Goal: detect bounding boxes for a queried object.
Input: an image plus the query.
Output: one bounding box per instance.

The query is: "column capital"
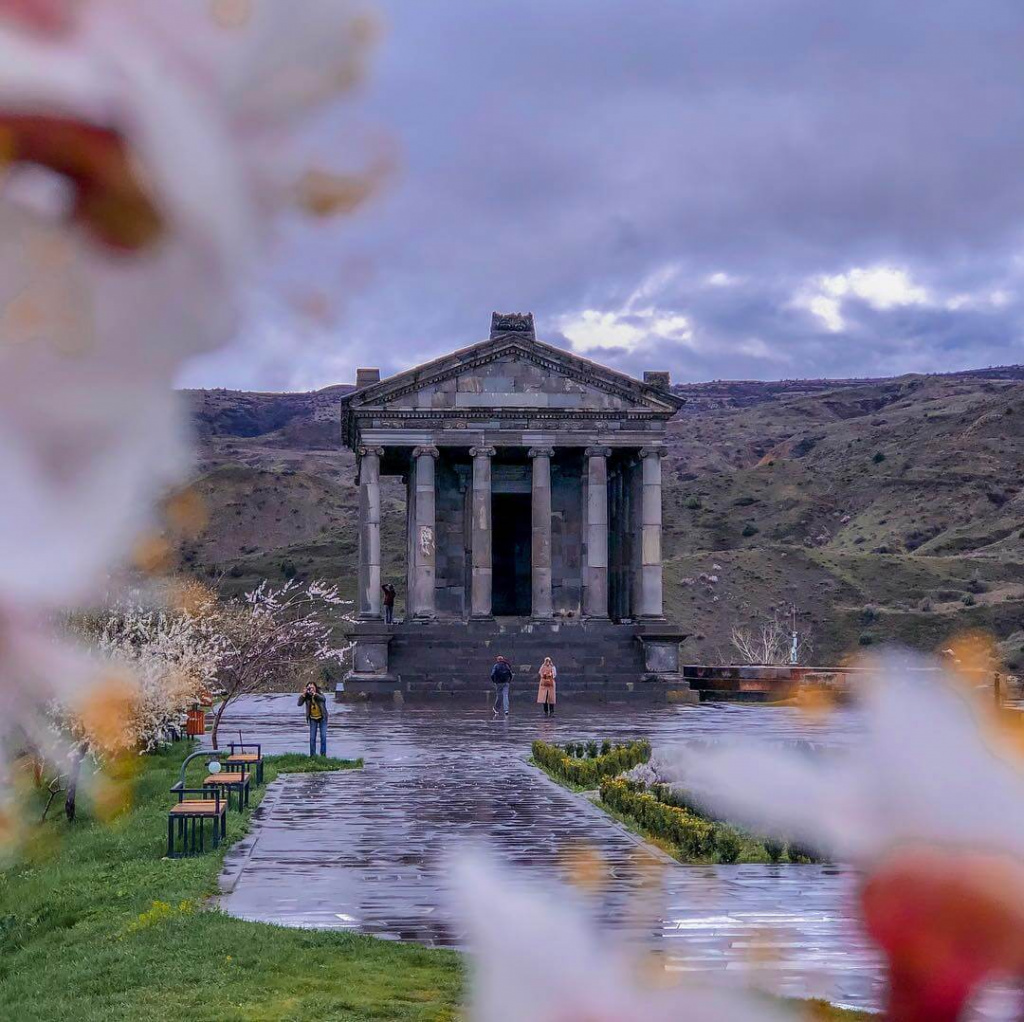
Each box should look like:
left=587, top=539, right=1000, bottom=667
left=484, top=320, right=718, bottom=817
left=639, top=446, right=667, bottom=459
left=358, top=445, right=385, bottom=458
left=585, top=445, right=612, bottom=458
left=470, top=445, right=496, bottom=458
left=528, top=446, right=554, bottom=459
left=412, top=445, right=439, bottom=459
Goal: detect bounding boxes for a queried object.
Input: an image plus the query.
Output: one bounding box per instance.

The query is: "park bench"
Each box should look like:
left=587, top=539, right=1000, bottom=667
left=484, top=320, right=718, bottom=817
left=167, top=779, right=226, bottom=858
left=224, top=741, right=264, bottom=786
left=166, top=750, right=247, bottom=857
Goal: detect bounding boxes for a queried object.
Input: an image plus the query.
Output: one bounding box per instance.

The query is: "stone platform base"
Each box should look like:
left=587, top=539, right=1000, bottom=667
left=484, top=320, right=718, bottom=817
left=339, top=618, right=697, bottom=704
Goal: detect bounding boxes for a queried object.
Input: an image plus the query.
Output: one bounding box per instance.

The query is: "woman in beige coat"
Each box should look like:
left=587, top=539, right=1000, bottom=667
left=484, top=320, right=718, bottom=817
left=537, top=657, right=557, bottom=716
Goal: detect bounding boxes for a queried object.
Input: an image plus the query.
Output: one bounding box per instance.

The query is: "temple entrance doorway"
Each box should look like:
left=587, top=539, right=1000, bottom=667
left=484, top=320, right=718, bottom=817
left=492, top=492, right=531, bottom=616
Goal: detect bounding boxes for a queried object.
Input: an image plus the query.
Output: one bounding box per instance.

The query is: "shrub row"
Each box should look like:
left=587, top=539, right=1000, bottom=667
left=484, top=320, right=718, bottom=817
left=600, top=778, right=718, bottom=859
left=532, top=738, right=650, bottom=788
left=600, top=778, right=822, bottom=864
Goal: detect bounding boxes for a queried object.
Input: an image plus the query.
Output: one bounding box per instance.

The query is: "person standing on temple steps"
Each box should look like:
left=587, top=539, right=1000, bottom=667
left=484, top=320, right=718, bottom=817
left=298, top=681, right=329, bottom=756
left=381, top=582, right=396, bottom=624
left=537, top=656, right=557, bottom=716
left=491, top=655, right=513, bottom=717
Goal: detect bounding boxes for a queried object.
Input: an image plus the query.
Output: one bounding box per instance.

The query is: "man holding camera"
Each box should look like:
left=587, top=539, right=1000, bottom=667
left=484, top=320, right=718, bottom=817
left=298, top=681, right=329, bottom=756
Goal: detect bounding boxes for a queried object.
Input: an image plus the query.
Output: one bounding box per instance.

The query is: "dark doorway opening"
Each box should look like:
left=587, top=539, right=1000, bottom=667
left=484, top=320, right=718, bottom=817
left=492, top=492, right=532, bottom=615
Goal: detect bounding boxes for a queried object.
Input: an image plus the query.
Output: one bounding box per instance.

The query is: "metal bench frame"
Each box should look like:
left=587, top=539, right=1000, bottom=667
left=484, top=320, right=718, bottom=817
left=167, top=784, right=226, bottom=858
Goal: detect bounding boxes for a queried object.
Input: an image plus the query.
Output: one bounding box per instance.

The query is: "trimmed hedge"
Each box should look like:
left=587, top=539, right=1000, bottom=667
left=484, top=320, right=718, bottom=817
left=600, top=778, right=715, bottom=858
left=600, top=778, right=823, bottom=864
left=532, top=738, right=650, bottom=788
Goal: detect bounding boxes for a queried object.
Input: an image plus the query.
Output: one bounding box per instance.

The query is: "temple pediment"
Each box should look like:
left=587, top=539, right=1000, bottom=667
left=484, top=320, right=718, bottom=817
left=343, top=331, right=682, bottom=418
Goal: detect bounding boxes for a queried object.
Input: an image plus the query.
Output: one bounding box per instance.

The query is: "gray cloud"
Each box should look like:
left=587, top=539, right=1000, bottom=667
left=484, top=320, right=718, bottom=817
left=180, top=0, right=1024, bottom=390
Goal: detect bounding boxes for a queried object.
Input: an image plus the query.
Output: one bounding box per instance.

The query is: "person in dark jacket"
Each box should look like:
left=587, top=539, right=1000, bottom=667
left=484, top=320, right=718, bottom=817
left=298, top=682, right=329, bottom=756
left=381, top=582, right=397, bottom=624
left=490, top=655, right=513, bottom=717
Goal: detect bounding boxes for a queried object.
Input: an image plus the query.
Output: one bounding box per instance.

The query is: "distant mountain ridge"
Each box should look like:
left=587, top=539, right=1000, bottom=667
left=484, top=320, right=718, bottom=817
left=181, top=364, right=1024, bottom=668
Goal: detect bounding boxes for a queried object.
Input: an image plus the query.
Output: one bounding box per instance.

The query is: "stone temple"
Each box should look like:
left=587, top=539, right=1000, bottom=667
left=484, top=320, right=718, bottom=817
left=339, top=312, right=696, bottom=702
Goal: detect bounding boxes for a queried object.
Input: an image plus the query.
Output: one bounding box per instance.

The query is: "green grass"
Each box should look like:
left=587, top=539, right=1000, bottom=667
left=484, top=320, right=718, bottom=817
left=0, top=742, right=461, bottom=1022
left=265, top=753, right=364, bottom=773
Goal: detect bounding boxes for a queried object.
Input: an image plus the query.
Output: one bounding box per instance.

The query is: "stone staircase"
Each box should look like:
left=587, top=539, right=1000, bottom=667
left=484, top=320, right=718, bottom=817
left=345, top=618, right=696, bottom=703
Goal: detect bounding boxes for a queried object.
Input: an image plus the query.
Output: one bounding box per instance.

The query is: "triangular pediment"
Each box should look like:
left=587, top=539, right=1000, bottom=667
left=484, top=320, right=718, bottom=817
left=342, top=334, right=682, bottom=416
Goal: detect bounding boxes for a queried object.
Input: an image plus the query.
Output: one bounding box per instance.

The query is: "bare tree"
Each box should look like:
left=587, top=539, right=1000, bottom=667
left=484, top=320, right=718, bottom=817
left=730, top=615, right=792, bottom=666
left=211, top=579, right=352, bottom=748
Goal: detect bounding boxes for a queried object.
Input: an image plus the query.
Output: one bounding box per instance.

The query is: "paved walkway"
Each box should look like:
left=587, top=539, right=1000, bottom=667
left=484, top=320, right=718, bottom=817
left=213, top=696, right=890, bottom=1009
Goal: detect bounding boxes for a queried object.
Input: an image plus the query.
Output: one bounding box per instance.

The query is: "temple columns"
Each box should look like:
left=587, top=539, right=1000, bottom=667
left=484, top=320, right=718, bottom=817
left=357, top=446, right=383, bottom=618
left=638, top=446, right=665, bottom=618
left=470, top=446, right=495, bottom=617
left=585, top=446, right=611, bottom=618
left=529, top=446, right=554, bottom=619
left=411, top=445, right=439, bottom=618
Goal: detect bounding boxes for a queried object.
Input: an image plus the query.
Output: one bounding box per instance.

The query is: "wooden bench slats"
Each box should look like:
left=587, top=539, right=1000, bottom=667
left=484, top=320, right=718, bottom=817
left=204, top=773, right=246, bottom=785
left=225, top=754, right=260, bottom=762
left=170, top=801, right=225, bottom=815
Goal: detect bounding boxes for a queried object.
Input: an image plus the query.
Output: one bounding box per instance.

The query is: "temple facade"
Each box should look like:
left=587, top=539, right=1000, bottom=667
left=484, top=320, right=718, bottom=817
left=338, top=312, right=696, bottom=702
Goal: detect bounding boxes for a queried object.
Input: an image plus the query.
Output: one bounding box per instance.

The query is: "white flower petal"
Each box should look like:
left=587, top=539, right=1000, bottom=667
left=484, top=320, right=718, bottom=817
left=454, top=853, right=793, bottom=1021
left=665, top=654, right=1024, bottom=862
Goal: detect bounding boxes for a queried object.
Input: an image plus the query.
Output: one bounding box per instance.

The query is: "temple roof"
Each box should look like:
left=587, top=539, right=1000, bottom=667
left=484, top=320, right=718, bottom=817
left=341, top=318, right=684, bottom=421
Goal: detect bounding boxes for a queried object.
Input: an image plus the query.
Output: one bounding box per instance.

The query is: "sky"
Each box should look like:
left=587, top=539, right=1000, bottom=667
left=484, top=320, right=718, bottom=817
left=181, top=0, right=1024, bottom=392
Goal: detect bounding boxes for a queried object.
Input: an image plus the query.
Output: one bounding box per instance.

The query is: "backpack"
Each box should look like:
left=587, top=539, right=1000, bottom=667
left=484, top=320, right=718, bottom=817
left=493, top=662, right=513, bottom=684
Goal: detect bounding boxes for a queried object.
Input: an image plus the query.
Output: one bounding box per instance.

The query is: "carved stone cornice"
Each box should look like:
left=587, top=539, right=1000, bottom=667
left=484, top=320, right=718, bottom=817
left=358, top=445, right=385, bottom=458
left=639, top=446, right=667, bottom=459
left=412, top=445, right=439, bottom=459
left=469, top=445, right=497, bottom=458
left=585, top=446, right=612, bottom=458
left=528, top=446, right=555, bottom=458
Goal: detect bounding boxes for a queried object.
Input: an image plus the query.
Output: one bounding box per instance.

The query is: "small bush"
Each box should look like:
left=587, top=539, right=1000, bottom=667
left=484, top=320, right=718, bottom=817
left=714, top=826, right=743, bottom=863
left=872, top=451, right=886, bottom=464
left=685, top=496, right=702, bottom=510
left=741, top=524, right=759, bottom=537
left=858, top=633, right=875, bottom=646
left=961, top=593, right=976, bottom=607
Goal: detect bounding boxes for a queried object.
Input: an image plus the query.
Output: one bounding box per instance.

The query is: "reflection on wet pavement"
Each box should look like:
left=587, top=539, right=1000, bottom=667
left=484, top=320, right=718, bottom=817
left=213, top=696, right=895, bottom=1008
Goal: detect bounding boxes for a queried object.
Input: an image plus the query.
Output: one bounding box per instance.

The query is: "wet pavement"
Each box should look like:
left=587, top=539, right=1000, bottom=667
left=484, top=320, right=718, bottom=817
left=213, top=695, right=897, bottom=1009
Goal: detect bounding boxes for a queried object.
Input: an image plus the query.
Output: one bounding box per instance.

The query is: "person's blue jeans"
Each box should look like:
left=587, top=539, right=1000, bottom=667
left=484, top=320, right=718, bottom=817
left=309, top=718, right=327, bottom=756
left=493, top=682, right=509, bottom=714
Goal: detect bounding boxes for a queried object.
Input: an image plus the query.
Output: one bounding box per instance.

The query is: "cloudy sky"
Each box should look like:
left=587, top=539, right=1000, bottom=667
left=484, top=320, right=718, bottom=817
left=181, top=0, right=1024, bottom=392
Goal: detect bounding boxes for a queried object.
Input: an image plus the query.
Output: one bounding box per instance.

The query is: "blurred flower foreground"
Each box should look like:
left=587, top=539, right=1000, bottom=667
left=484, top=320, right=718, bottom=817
left=0, top=0, right=374, bottom=814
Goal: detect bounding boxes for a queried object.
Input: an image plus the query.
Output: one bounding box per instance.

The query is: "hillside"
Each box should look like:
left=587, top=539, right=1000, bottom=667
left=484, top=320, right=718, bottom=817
left=180, top=366, right=1024, bottom=668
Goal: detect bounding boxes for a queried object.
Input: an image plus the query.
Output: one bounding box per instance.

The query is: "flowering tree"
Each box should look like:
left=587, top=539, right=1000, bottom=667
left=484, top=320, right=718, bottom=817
left=86, top=588, right=229, bottom=753
left=42, top=584, right=229, bottom=820
left=211, top=579, right=352, bottom=749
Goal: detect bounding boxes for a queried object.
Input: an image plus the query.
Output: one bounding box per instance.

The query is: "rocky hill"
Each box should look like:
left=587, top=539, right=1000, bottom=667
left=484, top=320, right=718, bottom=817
left=181, top=366, right=1024, bottom=668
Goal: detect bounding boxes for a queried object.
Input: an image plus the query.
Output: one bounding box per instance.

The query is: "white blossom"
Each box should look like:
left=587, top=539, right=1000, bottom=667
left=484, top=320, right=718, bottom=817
left=0, top=0, right=374, bottom=778
left=454, top=854, right=793, bottom=1022
left=662, top=652, right=1024, bottom=863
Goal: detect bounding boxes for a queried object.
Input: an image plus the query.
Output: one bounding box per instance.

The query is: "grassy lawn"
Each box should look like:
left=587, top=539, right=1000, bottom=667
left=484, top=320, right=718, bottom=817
left=0, top=743, right=461, bottom=1022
